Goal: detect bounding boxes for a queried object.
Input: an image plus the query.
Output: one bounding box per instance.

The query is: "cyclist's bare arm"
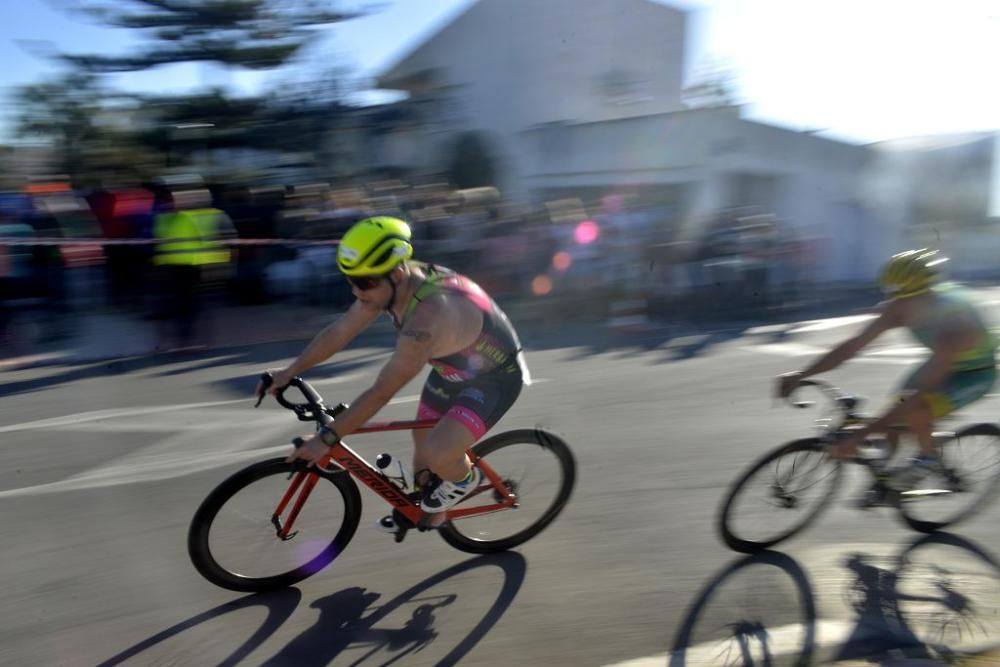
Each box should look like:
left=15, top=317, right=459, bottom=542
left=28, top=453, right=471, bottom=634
left=267, top=300, right=381, bottom=393
left=800, top=301, right=903, bottom=378
left=324, top=304, right=444, bottom=437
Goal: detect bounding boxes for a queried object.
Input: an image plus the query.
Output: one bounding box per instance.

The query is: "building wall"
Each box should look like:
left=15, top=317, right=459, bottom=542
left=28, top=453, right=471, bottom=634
left=381, top=0, right=686, bottom=128
left=863, top=133, right=1000, bottom=277
left=378, top=0, right=688, bottom=194
left=521, top=107, right=882, bottom=280
left=370, top=0, right=920, bottom=283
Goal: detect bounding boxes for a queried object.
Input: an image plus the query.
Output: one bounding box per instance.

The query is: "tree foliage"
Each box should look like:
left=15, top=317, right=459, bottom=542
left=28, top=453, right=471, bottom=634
left=61, top=0, right=359, bottom=72
left=15, top=71, right=111, bottom=182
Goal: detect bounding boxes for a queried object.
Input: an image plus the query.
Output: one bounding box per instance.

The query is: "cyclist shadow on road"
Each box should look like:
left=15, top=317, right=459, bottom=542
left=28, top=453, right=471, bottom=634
left=264, top=551, right=527, bottom=667
left=667, top=534, right=999, bottom=666
left=831, top=532, right=1000, bottom=665
left=95, top=588, right=303, bottom=667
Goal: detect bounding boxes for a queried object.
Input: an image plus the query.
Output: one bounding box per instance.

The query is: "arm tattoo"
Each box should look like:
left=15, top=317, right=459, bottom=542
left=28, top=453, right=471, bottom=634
left=401, top=329, right=432, bottom=343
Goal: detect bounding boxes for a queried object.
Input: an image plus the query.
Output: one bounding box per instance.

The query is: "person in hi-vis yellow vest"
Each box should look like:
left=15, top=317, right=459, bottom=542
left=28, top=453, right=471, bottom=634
left=153, top=188, right=234, bottom=351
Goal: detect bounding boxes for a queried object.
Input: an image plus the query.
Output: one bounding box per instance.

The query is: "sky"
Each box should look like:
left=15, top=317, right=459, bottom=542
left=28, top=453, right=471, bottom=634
left=1, top=0, right=998, bottom=145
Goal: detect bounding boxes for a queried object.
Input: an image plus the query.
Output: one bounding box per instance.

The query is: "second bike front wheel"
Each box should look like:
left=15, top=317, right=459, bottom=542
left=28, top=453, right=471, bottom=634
left=439, top=428, right=576, bottom=554
left=188, top=458, right=362, bottom=592
left=718, top=437, right=842, bottom=553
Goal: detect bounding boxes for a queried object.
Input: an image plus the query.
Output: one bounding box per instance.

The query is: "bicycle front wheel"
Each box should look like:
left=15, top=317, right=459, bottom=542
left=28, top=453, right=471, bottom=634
left=898, top=423, right=1000, bottom=533
left=188, top=458, right=362, bottom=592
left=439, top=429, right=576, bottom=554
left=718, top=438, right=842, bottom=553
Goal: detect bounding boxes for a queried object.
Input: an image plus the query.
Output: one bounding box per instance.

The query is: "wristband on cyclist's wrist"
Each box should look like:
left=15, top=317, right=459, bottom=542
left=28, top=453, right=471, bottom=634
left=319, top=425, right=341, bottom=447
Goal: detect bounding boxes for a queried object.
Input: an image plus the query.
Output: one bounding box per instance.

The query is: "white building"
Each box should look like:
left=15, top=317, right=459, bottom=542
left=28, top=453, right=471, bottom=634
left=863, top=132, right=1000, bottom=278
left=373, top=0, right=883, bottom=281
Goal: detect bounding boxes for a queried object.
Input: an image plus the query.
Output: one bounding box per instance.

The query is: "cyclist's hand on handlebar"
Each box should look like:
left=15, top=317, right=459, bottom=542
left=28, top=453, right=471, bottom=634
left=285, top=433, right=329, bottom=467
left=776, top=371, right=804, bottom=399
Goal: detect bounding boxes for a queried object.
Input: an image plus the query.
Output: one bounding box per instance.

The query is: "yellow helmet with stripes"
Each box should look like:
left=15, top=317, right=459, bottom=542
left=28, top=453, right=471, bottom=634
left=336, top=217, right=413, bottom=276
left=879, top=248, right=947, bottom=298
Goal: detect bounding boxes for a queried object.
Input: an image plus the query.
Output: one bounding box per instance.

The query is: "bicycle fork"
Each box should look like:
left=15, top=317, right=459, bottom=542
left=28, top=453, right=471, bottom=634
left=271, top=468, right=323, bottom=541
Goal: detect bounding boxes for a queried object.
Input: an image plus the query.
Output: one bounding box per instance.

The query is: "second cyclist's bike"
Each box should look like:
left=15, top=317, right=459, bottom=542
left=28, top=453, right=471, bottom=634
left=718, top=379, right=1000, bottom=553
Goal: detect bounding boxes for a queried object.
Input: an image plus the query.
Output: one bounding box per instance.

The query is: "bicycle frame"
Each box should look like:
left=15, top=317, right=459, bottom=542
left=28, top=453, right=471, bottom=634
left=271, top=417, right=517, bottom=540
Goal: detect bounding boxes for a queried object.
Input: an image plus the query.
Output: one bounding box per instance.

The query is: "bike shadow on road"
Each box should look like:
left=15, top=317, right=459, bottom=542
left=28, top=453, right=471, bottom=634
left=668, top=550, right=818, bottom=667
left=92, top=552, right=526, bottom=667
left=262, top=551, right=527, bottom=667
left=667, top=534, right=999, bottom=667
left=831, top=532, right=1000, bottom=665
left=94, top=587, right=303, bottom=667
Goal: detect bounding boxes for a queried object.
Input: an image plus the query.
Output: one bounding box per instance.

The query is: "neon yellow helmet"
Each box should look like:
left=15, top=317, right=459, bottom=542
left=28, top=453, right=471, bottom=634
left=337, top=216, right=413, bottom=276
left=879, top=248, right=947, bottom=298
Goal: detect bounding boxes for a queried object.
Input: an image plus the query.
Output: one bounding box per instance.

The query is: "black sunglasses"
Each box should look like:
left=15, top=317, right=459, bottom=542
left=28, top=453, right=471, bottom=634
left=347, top=275, right=386, bottom=291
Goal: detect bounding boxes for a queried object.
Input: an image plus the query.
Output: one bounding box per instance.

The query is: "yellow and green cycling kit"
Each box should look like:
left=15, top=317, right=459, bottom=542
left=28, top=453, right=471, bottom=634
left=901, top=283, right=997, bottom=417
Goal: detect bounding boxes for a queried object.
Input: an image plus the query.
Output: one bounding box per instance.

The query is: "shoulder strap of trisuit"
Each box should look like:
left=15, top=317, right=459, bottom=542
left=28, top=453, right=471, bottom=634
left=401, top=263, right=444, bottom=324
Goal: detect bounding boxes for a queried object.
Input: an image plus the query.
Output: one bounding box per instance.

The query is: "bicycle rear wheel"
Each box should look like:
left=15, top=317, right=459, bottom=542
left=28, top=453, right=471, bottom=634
left=439, top=429, right=576, bottom=554
left=188, top=458, right=362, bottom=592
left=898, top=423, right=1000, bottom=533
left=718, top=438, right=842, bottom=553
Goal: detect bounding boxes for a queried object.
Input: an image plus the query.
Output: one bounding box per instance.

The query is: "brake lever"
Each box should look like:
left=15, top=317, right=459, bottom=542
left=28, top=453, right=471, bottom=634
left=254, top=372, right=273, bottom=408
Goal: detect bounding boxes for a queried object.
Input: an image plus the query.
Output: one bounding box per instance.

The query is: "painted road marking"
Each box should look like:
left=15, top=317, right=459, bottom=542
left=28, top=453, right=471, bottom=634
left=788, top=314, right=876, bottom=334
left=604, top=620, right=853, bottom=667
left=0, top=394, right=420, bottom=497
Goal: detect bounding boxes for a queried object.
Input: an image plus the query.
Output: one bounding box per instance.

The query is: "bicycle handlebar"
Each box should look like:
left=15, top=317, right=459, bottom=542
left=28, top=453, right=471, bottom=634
left=255, top=372, right=342, bottom=428
left=784, top=377, right=861, bottom=414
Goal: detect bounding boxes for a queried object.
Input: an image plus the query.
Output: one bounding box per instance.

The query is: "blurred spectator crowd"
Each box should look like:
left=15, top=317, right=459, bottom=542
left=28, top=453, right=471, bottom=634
left=0, top=176, right=816, bottom=356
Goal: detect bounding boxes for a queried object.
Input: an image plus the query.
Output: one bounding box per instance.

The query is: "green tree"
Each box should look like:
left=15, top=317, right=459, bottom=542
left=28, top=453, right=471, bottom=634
left=14, top=71, right=168, bottom=186
left=61, top=0, right=359, bottom=72
left=15, top=71, right=106, bottom=183
left=446, top=131, right=498, bottom=189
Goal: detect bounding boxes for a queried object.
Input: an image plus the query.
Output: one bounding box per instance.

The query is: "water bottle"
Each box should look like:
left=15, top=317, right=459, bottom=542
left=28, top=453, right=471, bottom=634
left=375, top=453, right=411, bottom=491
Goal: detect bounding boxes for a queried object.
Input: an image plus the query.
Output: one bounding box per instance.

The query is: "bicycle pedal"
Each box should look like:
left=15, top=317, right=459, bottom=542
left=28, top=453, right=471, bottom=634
left=388, top=509, right=417, bottom=542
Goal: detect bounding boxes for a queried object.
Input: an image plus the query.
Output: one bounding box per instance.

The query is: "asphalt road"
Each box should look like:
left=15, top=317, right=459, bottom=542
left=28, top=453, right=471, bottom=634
left=2, top=294, right=999, bottom=666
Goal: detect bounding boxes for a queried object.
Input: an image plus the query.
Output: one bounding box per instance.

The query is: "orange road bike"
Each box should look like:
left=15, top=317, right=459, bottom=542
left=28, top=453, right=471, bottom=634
left=188, top=373, right=576, bottom=592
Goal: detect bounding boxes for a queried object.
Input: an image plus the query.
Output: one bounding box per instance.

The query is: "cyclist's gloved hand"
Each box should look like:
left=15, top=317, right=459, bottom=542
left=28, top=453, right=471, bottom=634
left=776, top=371, right=804, bottom=399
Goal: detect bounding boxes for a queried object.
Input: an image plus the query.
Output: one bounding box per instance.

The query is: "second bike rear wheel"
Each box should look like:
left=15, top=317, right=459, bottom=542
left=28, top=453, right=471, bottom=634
left=718, top=438, right=842, bottom=553
left=188, top=458, right=362, bottom=592
left=897, top=422, right=1000, bottom=533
